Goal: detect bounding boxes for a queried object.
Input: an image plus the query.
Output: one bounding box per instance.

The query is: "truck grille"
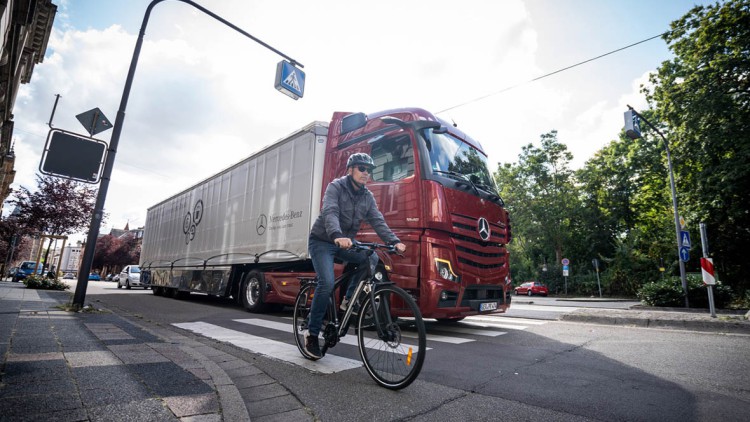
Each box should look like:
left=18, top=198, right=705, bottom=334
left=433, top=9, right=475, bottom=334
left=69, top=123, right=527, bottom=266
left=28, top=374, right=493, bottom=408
left=450, top=213, right=507, bottom=271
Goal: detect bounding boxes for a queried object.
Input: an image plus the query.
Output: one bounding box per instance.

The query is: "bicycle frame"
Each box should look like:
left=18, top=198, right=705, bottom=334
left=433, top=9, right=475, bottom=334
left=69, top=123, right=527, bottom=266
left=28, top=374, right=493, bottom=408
left=320, top=247, right=395, bottom=353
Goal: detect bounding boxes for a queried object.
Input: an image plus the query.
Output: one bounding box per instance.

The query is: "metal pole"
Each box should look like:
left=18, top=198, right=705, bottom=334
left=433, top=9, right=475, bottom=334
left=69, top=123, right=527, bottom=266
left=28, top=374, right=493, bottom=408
left=47, top=94, right=61, bottom=128
left=627, top=106, right=689, bottom=307
left=72, top=0, right=304, bottom=307
left=700, top=223, right=716, bottom=317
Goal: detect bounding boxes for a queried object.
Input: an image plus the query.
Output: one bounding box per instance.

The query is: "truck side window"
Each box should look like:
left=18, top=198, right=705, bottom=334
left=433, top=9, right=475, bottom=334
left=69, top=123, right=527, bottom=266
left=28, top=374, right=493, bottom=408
left=370, top=135, right=414, bottom=182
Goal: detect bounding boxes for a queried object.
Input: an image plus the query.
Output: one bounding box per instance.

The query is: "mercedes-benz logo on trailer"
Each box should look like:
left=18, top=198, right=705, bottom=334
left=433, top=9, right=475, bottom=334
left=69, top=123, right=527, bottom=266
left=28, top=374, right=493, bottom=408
left=477, top=217, right=491, bottom=241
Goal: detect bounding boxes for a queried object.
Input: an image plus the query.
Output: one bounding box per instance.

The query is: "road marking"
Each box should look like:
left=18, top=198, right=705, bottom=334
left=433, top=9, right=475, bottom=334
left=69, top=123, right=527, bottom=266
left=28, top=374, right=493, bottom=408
left=235, top=318, right=432, bottom=349
left=429, top=324, right=507, bottom=337
left=507, top=304, right=580, bottom=313
left=172, top=321, right=361, bottom=374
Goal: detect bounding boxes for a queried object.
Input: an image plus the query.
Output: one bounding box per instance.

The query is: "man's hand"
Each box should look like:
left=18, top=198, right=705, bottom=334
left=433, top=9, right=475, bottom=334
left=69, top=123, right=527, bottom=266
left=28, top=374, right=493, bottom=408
left=394, top=242, right=406, bottom=254
left=334, top=237, right=353, bottom=249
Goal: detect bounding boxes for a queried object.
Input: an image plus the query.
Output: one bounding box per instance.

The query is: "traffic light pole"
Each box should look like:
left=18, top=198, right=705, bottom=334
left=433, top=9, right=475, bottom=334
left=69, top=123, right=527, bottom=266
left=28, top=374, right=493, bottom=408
left=72, top=0, right=304, bottom=307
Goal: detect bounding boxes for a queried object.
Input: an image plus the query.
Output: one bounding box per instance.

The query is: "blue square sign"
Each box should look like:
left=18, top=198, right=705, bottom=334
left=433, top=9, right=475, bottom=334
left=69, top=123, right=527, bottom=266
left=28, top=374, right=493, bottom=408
left=274, top=60, right=305, bottom=100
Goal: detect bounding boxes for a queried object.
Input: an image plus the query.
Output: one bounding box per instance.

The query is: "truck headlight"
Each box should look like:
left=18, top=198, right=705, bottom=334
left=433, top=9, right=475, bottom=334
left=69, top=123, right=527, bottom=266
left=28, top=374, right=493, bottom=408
left=435, top=258, right=460, bottom=283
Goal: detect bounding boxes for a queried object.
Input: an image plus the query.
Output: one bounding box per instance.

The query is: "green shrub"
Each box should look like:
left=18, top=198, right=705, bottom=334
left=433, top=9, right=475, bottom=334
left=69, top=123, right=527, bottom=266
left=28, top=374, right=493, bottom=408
left=637, top=274, right=734, bottom=308
left=23, top=275, right=70, bottom=291
left=637, top=279, right=684, bottom=307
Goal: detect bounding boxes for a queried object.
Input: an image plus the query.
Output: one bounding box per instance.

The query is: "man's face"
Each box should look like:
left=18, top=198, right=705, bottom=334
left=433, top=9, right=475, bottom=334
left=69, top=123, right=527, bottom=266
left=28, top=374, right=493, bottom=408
left=349, top=165, right=372, bottom=186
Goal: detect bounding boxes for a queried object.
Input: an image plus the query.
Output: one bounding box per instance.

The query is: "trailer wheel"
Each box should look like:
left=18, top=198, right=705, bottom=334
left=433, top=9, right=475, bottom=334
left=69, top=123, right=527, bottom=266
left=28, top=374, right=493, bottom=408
left=241, top=271, right=273, bottom=313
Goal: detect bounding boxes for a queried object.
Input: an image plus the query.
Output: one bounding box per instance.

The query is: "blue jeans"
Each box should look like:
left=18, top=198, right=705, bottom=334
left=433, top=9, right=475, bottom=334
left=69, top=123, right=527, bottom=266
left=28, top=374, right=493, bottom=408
left=307, top=237, right=378, bottom=336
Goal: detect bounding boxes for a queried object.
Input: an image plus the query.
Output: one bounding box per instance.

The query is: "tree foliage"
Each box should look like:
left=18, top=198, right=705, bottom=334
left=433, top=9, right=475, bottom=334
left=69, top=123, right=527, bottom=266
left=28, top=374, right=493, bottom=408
left=495, top=131, right=580, bottom=290
left=644, top=0, right=750, bottom=291
left=9, top=175, right=98, bottom=236
left=92, top=234, right=140, bottom=271
left=493, top=0, right=750, bottom=301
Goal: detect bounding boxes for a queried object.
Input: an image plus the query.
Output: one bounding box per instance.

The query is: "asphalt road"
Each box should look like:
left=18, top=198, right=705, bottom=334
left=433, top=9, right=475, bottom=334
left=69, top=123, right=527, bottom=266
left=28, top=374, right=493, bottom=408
left=73, top=281, right=750, bottom=421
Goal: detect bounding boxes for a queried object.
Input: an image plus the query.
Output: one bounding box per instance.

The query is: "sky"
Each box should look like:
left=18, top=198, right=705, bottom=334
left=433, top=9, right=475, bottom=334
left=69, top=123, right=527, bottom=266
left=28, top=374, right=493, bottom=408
left=9, top=0, right=719, bottom=241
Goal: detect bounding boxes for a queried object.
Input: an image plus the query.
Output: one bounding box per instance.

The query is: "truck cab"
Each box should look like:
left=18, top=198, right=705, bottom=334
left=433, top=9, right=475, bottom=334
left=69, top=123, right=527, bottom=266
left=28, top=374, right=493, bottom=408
left=323, top=108, right=512, bottom=319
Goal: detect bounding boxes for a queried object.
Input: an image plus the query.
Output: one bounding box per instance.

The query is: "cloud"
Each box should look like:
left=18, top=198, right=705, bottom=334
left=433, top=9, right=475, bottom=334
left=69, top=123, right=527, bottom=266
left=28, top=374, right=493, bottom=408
left=9, top=0, right=666, bottom=240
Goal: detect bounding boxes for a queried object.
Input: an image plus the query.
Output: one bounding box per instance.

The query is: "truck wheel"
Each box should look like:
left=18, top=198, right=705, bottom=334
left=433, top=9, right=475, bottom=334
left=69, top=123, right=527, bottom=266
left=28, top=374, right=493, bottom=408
left=240, top=271, right=273, bottom=313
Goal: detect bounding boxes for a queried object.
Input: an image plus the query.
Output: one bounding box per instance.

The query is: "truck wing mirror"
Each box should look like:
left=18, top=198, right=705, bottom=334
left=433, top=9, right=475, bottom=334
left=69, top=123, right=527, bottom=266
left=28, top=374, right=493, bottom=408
left=341, top=112, right=367, bottom=134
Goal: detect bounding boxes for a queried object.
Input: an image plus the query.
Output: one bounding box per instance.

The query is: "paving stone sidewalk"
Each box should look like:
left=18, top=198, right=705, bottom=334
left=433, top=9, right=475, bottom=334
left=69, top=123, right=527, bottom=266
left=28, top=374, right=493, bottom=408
left=0, top=281, right=311, bottom=422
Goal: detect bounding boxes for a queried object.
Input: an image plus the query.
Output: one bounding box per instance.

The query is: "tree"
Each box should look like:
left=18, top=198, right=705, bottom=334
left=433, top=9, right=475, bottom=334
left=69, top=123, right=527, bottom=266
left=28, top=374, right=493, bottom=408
left=93, top=234, right=140, bottom=272
left=643, top=0, right=750, bottom=292
left=8, top=175, right=98, bottom=270
left=495, top=131, right=580, bottom=290
left=0, top=216, right=33, bottom=274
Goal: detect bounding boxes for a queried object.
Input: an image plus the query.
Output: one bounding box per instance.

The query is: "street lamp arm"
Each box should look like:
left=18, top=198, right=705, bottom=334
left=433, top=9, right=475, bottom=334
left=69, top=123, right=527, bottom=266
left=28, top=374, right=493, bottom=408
left=625, top=104, right=689, bottom=308
left=626, top=104, right=668, bottom=151
left=142, top=0, right=304, bottom=68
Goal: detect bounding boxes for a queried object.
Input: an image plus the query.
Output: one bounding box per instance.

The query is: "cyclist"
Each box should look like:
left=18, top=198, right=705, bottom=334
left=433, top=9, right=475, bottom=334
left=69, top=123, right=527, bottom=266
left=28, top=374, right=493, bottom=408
left=306, top=152, right=406, bottom=359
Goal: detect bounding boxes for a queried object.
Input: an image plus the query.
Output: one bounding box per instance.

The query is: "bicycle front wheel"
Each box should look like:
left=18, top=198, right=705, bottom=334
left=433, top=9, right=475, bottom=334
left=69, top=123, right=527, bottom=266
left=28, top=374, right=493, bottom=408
left=357, top=285, right=426, bottom=389
left=293, top=283, right=316, bottom=360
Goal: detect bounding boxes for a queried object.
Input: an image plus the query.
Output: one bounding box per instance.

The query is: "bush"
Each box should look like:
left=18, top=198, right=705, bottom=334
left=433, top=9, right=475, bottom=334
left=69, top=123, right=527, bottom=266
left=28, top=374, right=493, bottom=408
left=637, top=274, right=734, bottom=308
left=637, top=279, right=684, bottom=307
left=23, top=275, right=70, bottom=291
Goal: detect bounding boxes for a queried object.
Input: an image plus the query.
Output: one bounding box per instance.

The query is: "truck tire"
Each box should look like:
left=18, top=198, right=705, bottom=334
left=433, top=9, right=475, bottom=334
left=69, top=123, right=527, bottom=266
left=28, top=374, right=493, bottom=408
left=240, top=271, right=273, bottom=313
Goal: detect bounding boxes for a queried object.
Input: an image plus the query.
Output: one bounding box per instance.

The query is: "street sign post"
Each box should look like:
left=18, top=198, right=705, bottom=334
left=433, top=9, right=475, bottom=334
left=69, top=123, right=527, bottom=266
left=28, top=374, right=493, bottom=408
left=699, top=223, right=717, bottom=317
left=592, top=258, right=602, bottom=298
left=561, top=259, right=570, bottom=295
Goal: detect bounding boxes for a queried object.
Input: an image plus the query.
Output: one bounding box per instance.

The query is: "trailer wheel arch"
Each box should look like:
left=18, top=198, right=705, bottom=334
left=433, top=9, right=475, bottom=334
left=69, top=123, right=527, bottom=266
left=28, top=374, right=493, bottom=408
left=240, top=270, right=274, bottom=313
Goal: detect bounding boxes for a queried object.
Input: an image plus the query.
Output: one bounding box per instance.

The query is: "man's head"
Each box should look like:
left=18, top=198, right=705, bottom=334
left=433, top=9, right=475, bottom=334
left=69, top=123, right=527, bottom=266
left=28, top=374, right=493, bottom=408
left=346, top=153, right=375, bottom=189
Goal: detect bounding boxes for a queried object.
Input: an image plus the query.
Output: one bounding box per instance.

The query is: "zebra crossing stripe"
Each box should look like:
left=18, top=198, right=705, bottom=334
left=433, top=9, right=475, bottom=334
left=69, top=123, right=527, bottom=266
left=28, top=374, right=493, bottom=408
left=431, top=324, right=507, bottom=337
left=235, top=318, right=432, bottom=349
left=172, top=321, right=362, bottom=374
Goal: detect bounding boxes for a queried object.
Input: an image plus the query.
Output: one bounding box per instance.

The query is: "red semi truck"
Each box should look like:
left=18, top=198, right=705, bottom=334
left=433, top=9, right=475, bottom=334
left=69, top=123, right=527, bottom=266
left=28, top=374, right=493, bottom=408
left=140, top=107, right=512, bottom=320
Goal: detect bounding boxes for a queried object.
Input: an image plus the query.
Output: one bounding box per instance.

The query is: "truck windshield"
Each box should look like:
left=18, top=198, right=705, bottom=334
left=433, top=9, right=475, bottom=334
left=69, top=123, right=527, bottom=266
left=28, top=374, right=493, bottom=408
left=421, top=129, right=498, bottom=194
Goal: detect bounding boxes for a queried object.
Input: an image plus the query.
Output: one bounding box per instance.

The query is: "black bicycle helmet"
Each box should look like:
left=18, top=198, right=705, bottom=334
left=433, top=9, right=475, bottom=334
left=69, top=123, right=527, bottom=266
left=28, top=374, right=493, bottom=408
left=347, top=152, right=375, bottom=169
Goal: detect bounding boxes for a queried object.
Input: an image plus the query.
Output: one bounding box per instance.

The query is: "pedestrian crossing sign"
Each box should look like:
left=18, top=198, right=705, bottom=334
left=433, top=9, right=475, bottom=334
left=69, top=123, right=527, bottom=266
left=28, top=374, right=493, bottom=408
left=274, top=60, right=305, bottom=100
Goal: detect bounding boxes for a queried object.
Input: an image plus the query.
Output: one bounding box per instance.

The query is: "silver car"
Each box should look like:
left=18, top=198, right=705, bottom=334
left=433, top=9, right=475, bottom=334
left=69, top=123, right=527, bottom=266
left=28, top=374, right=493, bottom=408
left=117, top=265, right=144, bottom=289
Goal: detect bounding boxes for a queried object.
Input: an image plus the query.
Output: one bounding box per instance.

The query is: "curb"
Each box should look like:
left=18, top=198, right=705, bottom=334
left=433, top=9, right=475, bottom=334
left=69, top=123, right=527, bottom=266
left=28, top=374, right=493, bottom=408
left=560, top=311, right=750, bottom=334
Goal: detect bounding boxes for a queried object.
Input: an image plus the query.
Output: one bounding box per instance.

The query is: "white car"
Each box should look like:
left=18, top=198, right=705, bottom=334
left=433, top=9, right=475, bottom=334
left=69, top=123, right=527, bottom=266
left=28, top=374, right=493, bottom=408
left=117, top=265, right=145, bottom=289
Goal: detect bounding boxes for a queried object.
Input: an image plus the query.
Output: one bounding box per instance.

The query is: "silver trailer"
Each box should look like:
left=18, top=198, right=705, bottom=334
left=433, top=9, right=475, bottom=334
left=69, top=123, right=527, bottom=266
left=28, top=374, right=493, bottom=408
left=141, top=122, right=328, bottom=310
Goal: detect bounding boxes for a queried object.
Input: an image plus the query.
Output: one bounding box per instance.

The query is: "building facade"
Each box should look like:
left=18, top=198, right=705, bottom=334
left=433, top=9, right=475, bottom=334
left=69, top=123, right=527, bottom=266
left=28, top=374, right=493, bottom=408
left=0, top=0, right=57, bottom=211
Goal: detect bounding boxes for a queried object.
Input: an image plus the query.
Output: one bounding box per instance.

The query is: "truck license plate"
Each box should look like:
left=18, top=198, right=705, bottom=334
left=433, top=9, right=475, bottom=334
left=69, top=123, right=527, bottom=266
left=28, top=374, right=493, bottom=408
left=479, top=302, right=498, bottom=312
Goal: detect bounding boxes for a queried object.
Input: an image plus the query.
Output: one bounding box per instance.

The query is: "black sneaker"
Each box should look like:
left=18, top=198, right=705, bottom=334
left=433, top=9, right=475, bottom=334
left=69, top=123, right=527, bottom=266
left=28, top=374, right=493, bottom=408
left=305, top=335, right=322, bottom=359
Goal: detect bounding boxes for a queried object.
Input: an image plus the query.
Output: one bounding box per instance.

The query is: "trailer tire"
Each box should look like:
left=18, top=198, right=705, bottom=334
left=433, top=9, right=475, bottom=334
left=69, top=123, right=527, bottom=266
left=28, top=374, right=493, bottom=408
left=240, top=271, right=273, bottom=313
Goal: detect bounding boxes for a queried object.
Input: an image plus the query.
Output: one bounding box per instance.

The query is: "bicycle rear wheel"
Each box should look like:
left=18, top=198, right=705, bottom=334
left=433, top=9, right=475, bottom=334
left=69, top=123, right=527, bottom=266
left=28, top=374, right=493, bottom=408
left=293, top=283, right=316, bottom=360
left=357, top=285, right=426, bottom=389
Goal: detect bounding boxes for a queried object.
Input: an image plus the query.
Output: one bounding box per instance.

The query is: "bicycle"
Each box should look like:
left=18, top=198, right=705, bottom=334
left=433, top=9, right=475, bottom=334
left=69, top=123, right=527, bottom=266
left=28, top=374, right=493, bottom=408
left=292, top=241, right=427, bottom=389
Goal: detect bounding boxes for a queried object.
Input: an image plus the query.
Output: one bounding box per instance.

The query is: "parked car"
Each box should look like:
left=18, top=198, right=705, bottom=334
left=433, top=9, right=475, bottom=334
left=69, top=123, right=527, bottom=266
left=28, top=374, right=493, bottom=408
left=88, top=273, right=101, bottom=281
left=514, top=281, right=549, bottom=297
left=117, top=265, right=144, bottom=289
left=63, top=273, right=75, bottom=279
left=12, top=261, right=43, bottom=282
left=105, top=273, right=113, bottom=281
left=7, top=266, right=17, bottom=277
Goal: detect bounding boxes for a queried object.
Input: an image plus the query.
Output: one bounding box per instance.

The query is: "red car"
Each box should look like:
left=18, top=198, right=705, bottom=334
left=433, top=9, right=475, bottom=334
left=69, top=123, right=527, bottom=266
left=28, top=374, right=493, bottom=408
left=514, top=281, right=549, bottom=297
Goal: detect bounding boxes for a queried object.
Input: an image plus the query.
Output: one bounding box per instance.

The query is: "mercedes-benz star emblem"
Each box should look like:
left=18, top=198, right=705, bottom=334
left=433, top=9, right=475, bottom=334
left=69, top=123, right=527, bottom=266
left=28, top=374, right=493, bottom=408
left=477, top=217, right=491, bottom=241
left=256, top=214, right=267, bottom=235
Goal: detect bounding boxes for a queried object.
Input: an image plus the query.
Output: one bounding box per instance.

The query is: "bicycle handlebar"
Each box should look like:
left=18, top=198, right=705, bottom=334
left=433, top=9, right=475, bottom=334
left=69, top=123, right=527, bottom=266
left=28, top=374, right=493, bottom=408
left=351, top=240, right=402, bottom=256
